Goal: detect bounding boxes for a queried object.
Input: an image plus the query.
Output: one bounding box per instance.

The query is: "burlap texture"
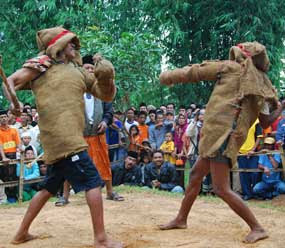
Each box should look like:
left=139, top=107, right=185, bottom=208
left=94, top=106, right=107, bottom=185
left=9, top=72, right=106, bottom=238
left=36, top=27, right=81, bottom=64
left=90, top=59, right=116, bottom=102
left=160, top=43, right=277, bottom=166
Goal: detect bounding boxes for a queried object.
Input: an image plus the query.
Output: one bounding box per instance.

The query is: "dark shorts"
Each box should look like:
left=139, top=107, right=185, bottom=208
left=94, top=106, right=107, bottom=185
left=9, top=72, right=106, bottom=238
left=41, top=150, right=103, bottom=195
left=208, top=151, right=232, bottom=167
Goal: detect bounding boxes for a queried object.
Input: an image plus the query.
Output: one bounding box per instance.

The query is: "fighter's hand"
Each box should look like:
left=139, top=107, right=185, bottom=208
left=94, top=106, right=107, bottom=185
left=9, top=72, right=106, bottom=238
left=9, top=101, right=22, bottom=117
left=159, top=71, right=174, bottom=86
left=97, top=121, right=107, bottom=133
left=93, top=53, right=103, bottom=64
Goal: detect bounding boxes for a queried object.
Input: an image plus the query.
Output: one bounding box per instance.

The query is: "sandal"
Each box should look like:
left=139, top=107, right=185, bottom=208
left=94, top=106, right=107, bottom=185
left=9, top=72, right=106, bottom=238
left=106, top=192, right=124, bottom=201
left=55, top=197, right=69, bottom=206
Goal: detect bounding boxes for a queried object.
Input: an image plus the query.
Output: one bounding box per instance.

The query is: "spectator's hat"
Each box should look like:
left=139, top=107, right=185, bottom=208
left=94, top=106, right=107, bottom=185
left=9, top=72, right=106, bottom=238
left=21, top=131, right=32, bottom=139
left=264, top=137, right=275, bottom=145
left=36, top=27, right=81, bottom=63
left=82, top=55, right=94, bottom=65
left=127, top=151, right=138, bottom=160
left=142, top=139, right=151, bottom=146
left=0, top=109, right=7, bottom=116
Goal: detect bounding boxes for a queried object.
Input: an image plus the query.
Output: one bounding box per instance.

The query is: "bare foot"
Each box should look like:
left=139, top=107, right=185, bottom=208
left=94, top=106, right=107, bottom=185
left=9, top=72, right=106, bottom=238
left=159, top=218, right=187, bottom=230
left=243, top=228, right=268, bottom=244
left=95, top=238, right=123, bottom=248
left=11, top=233, right=38, bottom=245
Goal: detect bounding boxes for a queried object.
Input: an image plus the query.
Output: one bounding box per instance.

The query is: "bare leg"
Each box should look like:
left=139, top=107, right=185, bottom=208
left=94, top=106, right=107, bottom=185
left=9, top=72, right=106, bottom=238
left=85, top=187, right=122, bottom=248
left=12, top=189, right=52, bottom=244
left=63, top=181, right=70, bottom=201
left=210, top=161, right=268, bottom=243
left=159, top=158, right=210, bottom=230
left=105, top=180, right=113, bottom=198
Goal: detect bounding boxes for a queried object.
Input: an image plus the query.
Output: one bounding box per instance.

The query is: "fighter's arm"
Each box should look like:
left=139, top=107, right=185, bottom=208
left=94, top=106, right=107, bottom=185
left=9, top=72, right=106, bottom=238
left=258, top=100, right=285, bottom=129
left=160, top=61, right=223, bottom=86
left=4, top=68, right=39, bottom=108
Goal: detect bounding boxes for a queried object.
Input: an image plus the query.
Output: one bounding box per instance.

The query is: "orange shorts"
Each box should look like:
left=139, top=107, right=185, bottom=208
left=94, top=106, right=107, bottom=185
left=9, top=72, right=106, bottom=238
left=85, top=134, right=112, bottom=181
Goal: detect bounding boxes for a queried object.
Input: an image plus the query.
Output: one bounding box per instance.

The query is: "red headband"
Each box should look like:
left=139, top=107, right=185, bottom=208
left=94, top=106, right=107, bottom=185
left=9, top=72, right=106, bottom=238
left=47, top=30, right=72, bottom=47
left=237, top=44, right=251, bottom=57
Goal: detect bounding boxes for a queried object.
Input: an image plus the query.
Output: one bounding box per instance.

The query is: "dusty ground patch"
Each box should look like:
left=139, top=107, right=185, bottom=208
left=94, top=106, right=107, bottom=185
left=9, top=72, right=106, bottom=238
left=0, top=188, right=285, bottom=248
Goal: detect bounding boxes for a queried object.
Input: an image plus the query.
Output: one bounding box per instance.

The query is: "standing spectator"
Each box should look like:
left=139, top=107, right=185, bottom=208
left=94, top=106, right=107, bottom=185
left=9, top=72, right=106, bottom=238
left=253, top=137, right=285, bottom=199
left=275, top=111, right=285, bottom=146
left=21, top=132, right=38, bottom=156
left=174, top=114, right=188, bottom=188
left=137, top=111, right=149, bottom=145
left=160, top=105, right=167, bottom=115
left=128, top=124, right=140, bottom=152
left=17, top=109, right=33, bottom=137
left=166, top=103, right=175, bottom=114
left=111, top=151, right=142, bottom=186
left=238, top=119, right=262, bottom=200
left=149, top=111, right=173, bottom=150
left=146, top=109, right=156, bottom=127
left=144, top=150, right=183, bottom=193
left=138, top=151, right=151, bottom=185
left=16, top=147, right=40, bottom=201
left=178, top=105, right=187, bottom=117
left=124, top=108, right=138, bottom=133
left=139, top=102, right=148, bottom=113
left=0, top=109, right=21, bottom=203
left=31, top=106, right=39, bottom=123
left=160, top=132, right=176, bottom=165
left=106, top=114, right=123, bottom=162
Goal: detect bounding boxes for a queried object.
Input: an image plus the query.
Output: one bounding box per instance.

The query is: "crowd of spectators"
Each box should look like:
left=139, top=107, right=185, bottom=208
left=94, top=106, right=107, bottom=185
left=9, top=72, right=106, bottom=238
left=1, top=99, right=285, bottom=204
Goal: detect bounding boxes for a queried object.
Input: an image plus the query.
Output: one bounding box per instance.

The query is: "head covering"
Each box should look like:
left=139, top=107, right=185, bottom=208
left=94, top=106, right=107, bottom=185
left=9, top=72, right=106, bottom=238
left=127, top=151, right=138, bottom=160
left=0, top=109, right=7, bottom=116
left=82, top=55, right=94, bottom=65
left=264, top=137, right=275, bottom=145
left=229, top=41, right=270, bottom=72
left=36, top=27, right=81, bottom=64
left=21, top=131, right=31, bottom=138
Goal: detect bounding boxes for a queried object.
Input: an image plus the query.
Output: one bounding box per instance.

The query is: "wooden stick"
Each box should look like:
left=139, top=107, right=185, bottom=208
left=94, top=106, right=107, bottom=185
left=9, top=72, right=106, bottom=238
left=26, top=152, right=44, bottom=168
left=0, top=55, right=20, bottom=113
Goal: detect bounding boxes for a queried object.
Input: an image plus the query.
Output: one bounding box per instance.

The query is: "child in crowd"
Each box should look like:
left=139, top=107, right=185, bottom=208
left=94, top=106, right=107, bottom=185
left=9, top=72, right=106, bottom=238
left=138, top=151, right=152, bottom=185
left=128, top=124, right=140, bottom=152
left=160, top=132, right=176, bottom=165
left=21, top=132, right=37, bottom=156
left=16, top=146, right=40, bottom=201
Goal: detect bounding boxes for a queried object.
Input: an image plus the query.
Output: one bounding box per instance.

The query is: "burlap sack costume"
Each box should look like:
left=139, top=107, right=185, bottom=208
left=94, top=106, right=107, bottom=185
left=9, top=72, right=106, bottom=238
left=160, top=42, right=278, bottom=166
left=15, top=27, right=116, bottom=164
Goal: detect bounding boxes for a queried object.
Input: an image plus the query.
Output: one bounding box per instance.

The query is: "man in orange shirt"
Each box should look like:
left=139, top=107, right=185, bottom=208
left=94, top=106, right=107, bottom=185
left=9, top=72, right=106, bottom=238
left=0, top=109, right=21, bottom=203
left=137, top=111, right=149, bottom=145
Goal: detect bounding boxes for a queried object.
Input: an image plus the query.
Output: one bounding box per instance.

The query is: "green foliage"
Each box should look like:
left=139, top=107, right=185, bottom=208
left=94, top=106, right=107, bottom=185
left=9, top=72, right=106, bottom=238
left=0, top=0, right=284, bottom=109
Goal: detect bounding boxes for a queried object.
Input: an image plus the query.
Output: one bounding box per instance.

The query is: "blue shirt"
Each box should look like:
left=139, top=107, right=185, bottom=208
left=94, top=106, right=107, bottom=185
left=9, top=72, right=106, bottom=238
left=16, top=162, right=40, bottom=190
left=149, top=122, right=173, bottom=150
left=106, top=120, right=122, bottom=145
left=258, top=154, right=281, bottom=183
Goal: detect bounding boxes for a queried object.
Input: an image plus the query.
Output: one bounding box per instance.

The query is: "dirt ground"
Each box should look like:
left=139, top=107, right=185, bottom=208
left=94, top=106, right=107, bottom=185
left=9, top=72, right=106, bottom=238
left=0, top=190, right=285, bottom=248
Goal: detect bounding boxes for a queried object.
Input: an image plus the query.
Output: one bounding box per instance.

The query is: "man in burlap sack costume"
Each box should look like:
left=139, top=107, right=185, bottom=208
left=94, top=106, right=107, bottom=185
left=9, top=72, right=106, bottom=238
left=159, top=42, right=285, bottom=243
left=4, top=27, right=122, bottom=248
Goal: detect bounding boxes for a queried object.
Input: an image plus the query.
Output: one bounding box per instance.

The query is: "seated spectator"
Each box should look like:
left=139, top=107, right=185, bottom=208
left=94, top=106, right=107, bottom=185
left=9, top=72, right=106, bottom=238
left=39, top=162, right=47, bottom=176
left=111, top=151, right=142, bottom=187
left=144, top=150, right=184, bottom=193
left=253, top=137, right=285, bottom=200
left=21, top=132, right=38, bottom=156
left=160, top=132, right=176, bottom=165
left=16, top=146, right=40, bottom=201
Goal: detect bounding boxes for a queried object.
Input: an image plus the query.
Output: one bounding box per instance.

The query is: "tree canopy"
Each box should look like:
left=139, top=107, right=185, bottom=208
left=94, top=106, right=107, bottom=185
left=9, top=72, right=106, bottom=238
left=1, top=0, right=284, bottom=109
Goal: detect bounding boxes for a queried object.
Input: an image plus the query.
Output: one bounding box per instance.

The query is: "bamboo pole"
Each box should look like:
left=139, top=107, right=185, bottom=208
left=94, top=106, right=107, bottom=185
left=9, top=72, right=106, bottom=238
left=18, top=152, right=24, bottom=203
